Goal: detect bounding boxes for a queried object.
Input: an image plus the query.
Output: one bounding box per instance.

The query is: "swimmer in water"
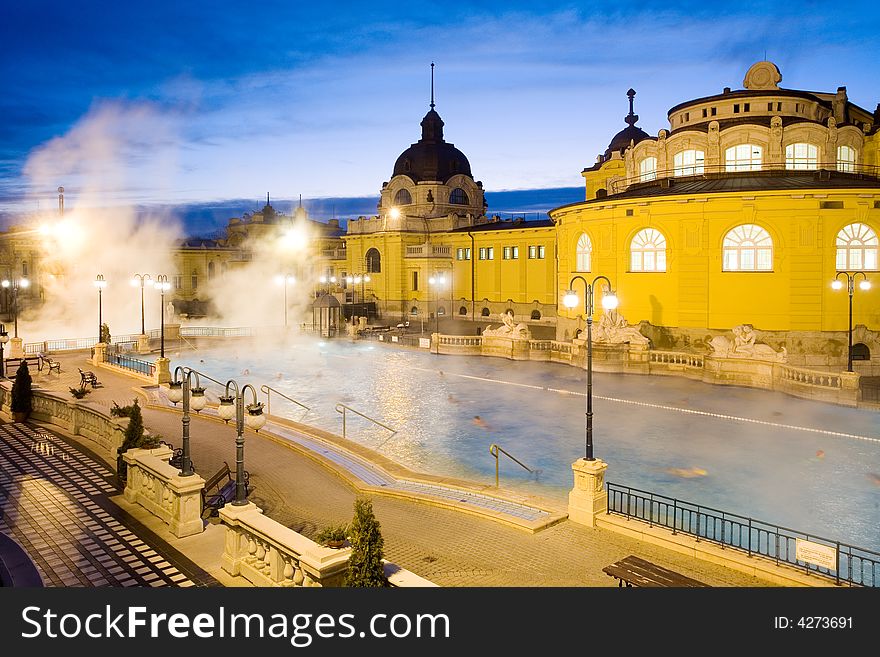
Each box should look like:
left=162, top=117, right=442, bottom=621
left=472, top=415, right=491, bottom=430
left=815, top=449, right=825, bottom=459
left=242, top=368, right=250, bottom=376
left=867, top=473, right=880, bottom=486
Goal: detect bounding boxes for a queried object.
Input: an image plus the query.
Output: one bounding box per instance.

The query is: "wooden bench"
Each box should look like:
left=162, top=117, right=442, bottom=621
left=39, top=354, right=61, bottom=374
left=602, top=555, right=709, bottom=587
left=79, top=368, right=101, bottom=388
left=201, top=461, right=252, bottom=517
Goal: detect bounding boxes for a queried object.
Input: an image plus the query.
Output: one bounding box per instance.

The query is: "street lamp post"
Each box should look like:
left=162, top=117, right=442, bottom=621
left=428, top=272, right=447, bottom=354
left=275, top=274, right=295, bottom=329
left=1, top=277, right=30, bottom=338
left=216, top=379, right=266, bottom=504
left=165, top=366, right=206, bottom=477
left=0, top=324, right=8, bottom=378
left=94, top=275, right=107, bottom=343
left=154, top=275, right=171, bottom=358
left=345, top=273, right=371, bottom=305
left=832, top=271, right=871, bottom=372
left=131, top=274, right=152, bottom=335
left=563, top=275, right=618, bottom=461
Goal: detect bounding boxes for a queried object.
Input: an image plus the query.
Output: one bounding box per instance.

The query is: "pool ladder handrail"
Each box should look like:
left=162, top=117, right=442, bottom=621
left=489, top=443, right=534, bottom=487
left=334, top=403, right=397, bottom=442
left=260, top=384, right=310, bottom=417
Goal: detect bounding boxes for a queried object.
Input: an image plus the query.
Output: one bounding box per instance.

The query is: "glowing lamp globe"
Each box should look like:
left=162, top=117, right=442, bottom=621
left=831, top=280, right=844, bottom=290
left=562, top=291, right=578, bottom=309
left=217, top=395, right=236, bottom=423
left=166, top=381, right=183, bottom=404
left=245, top=403, right=267, bottom=431
left=859, top=280, right=871, bottom=290
left=601, top=293, right=619, bottom=310
left=190, top=387, right=207, bottom=412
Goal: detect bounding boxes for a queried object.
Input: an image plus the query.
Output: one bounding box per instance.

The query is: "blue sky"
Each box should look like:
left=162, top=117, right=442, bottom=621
left=1, top=1, right=878, bottom=234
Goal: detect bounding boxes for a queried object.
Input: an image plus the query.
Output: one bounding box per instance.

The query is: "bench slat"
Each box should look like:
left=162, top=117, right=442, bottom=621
left=602, top=555, right=709, bottom=588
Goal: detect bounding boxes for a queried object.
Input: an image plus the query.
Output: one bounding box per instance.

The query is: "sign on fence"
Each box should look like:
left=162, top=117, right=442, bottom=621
left=795, top=538, right=837, bottom=570
left=419, top=338, right=431, bottom=349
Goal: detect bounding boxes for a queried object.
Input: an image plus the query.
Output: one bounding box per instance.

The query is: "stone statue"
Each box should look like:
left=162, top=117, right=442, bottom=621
left=482, top=311, right=531, bottom=340
left=709, top=324, right=787, bottom=362
left=592, top=309, right=650, bottom=346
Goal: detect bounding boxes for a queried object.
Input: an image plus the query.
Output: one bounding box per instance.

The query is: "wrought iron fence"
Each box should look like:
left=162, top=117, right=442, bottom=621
left=103, top=352, right=156, bottom=377
left=607, top=482, right=879, bottom=587
left=179, top=326, right=254, bottom=337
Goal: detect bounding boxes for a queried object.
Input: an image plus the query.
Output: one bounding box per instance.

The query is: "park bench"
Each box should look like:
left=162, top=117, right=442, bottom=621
left=602, top=555, right=709, bottom=588
left=79, top=368, right=101, bottom=388
left=201, top=461, right=252, bottom=517
left=38, top=354, right=61, bottom=374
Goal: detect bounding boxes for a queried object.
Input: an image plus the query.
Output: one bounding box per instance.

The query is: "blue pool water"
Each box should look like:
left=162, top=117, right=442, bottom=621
left=172, top=336, right=880, bottom=551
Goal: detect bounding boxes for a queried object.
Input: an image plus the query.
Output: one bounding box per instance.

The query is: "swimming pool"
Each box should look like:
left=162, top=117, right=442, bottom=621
left=174, top=336, right=880, bottom=551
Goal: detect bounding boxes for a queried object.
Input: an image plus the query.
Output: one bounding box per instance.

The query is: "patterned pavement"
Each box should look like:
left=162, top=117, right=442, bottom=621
left=0, top=421, right=217, bottom=587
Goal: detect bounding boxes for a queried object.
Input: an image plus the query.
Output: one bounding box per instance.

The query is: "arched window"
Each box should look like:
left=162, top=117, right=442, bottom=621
left=394, top=188, right=412, bottom=205
left=725, top=144, right=762, bottom=172
left=639, top=157, right=657, bottom=182
left=785, top=143, right=818, bottom=170
left=673, top=149, right=705, bottom=176
left=723, top=224, right=773, bottom=271
left=836, top=223, right=878, bottom=270
left=530, top=310, right=542, bottom=320
left=207, top=261, right=216, bottom=279
left=410, top=306, right=419, bottom=316
left=575, top=233, right=592, bottom=272
left=449, top=188, right=469, bottom=205
left=630, top=228, right=667, bottom=272
left=459, top=306, right=468, bottom=315
left=852, top=343, right=870, bottom=361
left=596, top=188, right=607, bottom=198
left=365, top=248, right=381, bottom=273
left=837, top=145, right=857, bottom=173
left=481, top=307, right=490, bottom=317
left=437, top=306, right=446, bottom=316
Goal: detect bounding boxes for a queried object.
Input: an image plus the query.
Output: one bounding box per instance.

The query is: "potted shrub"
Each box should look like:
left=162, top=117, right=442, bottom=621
left=69, top=385, right=91, bottom=399
left=316, top=523, right=349, bottom=549
left=10, top=361, right=33, bottom=422
left=344, top=498, right=389, bottom=587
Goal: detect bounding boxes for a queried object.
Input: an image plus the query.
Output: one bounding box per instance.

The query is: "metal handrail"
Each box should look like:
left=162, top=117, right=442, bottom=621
left=260, top=384, right=310, bottom=416
left=334, top=403, right=397, bottom=442
left=489, top=443, right=534, bottom=487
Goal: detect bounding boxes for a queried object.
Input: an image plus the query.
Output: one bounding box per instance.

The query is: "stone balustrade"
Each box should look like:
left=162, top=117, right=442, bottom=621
left=123, top=448, right=206, bottom=538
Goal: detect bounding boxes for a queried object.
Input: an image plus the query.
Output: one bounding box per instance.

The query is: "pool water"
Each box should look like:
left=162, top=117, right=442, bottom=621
left=174, top=336, right=880, bottom=551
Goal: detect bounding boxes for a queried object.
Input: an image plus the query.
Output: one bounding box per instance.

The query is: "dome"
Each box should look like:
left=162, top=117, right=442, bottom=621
left=392, top=107, right=473, bottom=183
left=603, top=88, right=650, bottom=159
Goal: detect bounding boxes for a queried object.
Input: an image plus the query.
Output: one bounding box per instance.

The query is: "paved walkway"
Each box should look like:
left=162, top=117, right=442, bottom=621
left=1, top=351, right=777, bottom=587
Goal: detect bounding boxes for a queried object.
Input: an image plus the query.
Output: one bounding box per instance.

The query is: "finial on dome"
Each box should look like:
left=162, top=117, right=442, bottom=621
left=430, top=62, right=435, bottom=110
left=625, top=89, right=639, bottom=127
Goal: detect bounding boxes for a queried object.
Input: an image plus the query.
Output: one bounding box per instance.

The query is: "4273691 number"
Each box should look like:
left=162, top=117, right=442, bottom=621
left=774, top=617, right=853, bottom=629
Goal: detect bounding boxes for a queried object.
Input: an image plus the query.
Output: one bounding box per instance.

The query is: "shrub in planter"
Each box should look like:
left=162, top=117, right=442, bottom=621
left=10, top=362, right=33, bottom=420
left=316, top=523, right=349, bottom=548
left=344, top=498, right=388, bottom=587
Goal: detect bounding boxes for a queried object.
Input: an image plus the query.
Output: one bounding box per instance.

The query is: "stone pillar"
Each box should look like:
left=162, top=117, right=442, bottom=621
left=839, top=371, right=860, bottom=406
left=137, top=334, right=151, bottom=354
left=8, top=337, right=23, bottom=359
left=219, top=502, right=264, bottom=576
left=154, top=357, right=171, bottom=385
left=91, top=342, right=106, bottom=366
left=568, top=457, right=608, bottom=527
left=164, top=324, right=181, bottom=341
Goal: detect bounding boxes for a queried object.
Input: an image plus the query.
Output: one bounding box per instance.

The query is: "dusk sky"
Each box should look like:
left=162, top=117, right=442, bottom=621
left=2, top=1, right=878, bottom=234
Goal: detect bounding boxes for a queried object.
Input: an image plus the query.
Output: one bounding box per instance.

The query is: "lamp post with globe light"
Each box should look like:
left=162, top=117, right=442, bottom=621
left=2, top=277, right=30, bottom=339
left=275, top=274, right=295, bottom=329
left=562, top=275, right=618, bottom=461
left=94, top=275, right=107, bottom=345
left=832, top=271, right=871, bottom=372
left=216, top=379, right=266, bottom=504
left=428, top=272, right=447, bottom=354
left=0, top=324, right=8, bottom=379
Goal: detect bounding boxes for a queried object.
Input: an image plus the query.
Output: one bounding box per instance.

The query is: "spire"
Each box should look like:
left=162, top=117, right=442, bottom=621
left=430, top=62, right=435, bottom=110
left=625, top=88, right=639, bottom=127
left=299, top=194, right=302, bottom=208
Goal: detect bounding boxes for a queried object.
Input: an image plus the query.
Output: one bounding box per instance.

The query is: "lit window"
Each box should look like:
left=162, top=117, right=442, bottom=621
left=836, top=223, right=878, bottom=270
left=503, top=246, right=512, bottom=260
left=487, top=247, right=494, bottom=260
left=512, top=246, right=519, bottom=259
left=394, top=188, right=412, bottom=205
left=723, top=224, right=773, bottom=271
left=837, top=145, right=857, bottom=173
left=537, top=245, right=545, bottom=259
left=449, top=188, right=469, bottom=205
left=465, top=248, right=471, bottom=260
left=785, top=143, right=818, bottom=170
left=528, top=245, right=536, bottom=259
left=725, top=144, right=763, bottom=172
left=639, top=157, right=657, bottom=182
left=479, top=248, right=487, bottom=260
left=673, top=150, right=705, bottom=176
left=630, top=228, right=667, bottom=272
left=457, top=248, right=465, bottom=260
left=576, top=234, right=592, bottom=272
left=366, top=248, right=381, bottom=273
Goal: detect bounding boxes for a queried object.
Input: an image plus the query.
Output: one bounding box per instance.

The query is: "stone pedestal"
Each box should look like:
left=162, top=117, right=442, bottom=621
left=8, top=337, right=23, bottom=359
left=91, top=342, right=106, bottom=366
left=154, top=357, right=171, bottom=385
left=568, top=457, right=608, bottom=527
left=137, top=334, right=151, bottom=354
left=164, top=323, right=180, bottom=341
left=219, top=502, right=263, bottom=576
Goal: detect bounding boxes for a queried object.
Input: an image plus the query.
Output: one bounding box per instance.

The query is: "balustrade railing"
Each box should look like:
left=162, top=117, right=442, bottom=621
left=650, top=350, right=705, bottom=368
left=103, top=352, right=156, bottom=377
left=778, top=364, right=841, bottom=389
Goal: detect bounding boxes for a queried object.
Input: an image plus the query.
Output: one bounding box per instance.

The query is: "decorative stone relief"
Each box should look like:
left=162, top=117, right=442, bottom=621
left=743, top=61, right=782, bottom=90
left=593, top=309, right=649, bottom=346
left=482, top=312, right=531, bottom=340
left=709, top=324, right=787, bottom=362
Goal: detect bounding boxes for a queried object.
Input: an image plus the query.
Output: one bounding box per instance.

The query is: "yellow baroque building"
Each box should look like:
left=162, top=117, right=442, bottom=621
left=552, top=61, right=880, bottom=369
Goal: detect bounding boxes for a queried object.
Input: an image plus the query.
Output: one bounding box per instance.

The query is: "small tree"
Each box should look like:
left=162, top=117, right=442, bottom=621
left=10, top=361, right=33, bottom=417
left=118, top=399, right=157, bottom=452
left=344, top=497, right=388, bottom=587
left=100, top=322, right=111, bottom=344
